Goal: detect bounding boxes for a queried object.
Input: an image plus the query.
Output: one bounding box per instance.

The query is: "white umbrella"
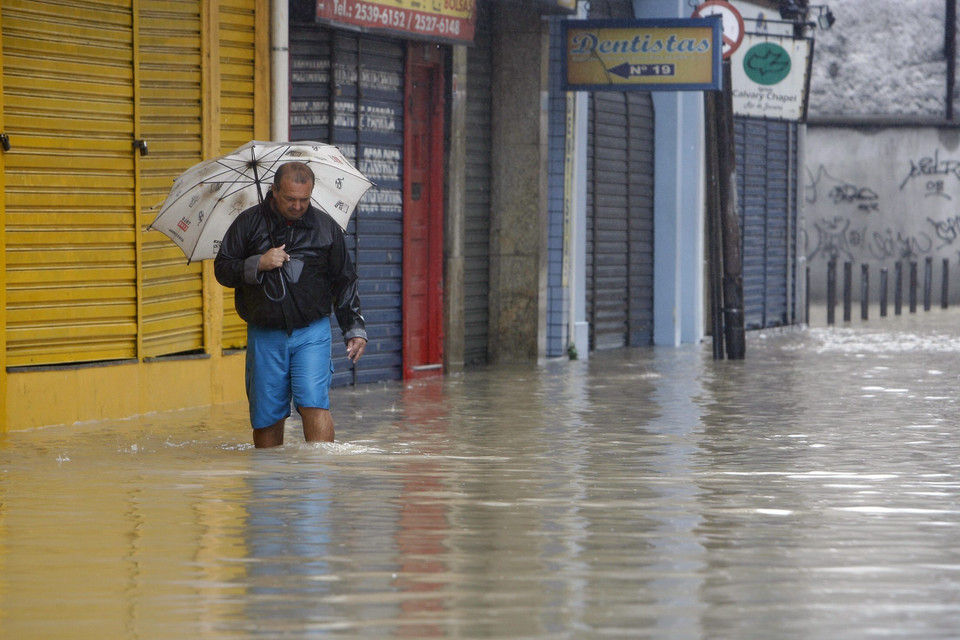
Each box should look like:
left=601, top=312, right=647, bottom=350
left=148, top=141, right=374, bottom=263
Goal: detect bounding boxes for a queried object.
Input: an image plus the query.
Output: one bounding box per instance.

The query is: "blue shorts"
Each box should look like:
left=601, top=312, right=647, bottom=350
left=245, top=317, right=334, bottom=429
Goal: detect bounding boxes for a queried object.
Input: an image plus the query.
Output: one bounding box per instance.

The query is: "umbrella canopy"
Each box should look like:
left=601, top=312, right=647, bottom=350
left=149, top=141, right=374, bottom=262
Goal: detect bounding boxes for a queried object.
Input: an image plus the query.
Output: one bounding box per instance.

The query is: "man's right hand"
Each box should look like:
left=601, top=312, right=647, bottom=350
left=258, top=244, right=289, bottom=272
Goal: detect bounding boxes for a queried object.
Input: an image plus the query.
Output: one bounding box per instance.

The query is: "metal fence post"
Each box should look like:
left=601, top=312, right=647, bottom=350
left=843, top=261, right=852, bottom=322
left=861, top=263, right=869, bottom=320
left=942, top=258, right=950, bottom=309
left=910, top=261, right=918, bottom=313
left=880, top=267, right=888, bottom=317
left=827, top=260, right=837, bottom=325
left=895, top=261, right=903, bottom=315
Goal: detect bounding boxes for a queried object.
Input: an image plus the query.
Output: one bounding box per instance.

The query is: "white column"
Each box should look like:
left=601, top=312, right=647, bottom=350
left=569, top=90, right=590, bottom=360
left=271, top=0, right=290, bottom=142
left=636, top=0, right=707, bottom=346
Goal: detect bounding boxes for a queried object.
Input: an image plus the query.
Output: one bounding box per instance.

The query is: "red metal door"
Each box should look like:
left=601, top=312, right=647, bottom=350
left=402, top=43, right=445, bottom=379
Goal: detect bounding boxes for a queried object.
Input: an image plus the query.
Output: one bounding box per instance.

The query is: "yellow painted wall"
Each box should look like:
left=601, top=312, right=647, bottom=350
left=5, top=353, right=246, bottom=431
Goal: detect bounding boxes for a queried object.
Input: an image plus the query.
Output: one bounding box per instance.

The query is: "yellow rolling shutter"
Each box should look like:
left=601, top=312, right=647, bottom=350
left=2, top=0, right=261, bottom=368
left=219, top=0, right=259, bottom=349
left=139, top=0, right=205, bottom=358
left=2, top=0, right=138, bottom=367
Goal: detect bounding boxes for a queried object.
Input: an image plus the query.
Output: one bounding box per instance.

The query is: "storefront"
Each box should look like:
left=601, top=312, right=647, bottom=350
left=0, top=0, right=267, bottom=430
left=547, top=0, right=656, bottom=354
left=288, top=0, right=484, bottom=383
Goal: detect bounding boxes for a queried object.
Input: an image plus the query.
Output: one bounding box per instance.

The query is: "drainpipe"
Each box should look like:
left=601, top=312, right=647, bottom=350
left=947, top=0, right=956, bottom=120
left=568, top=1, right=590, bottom=360
left=271, top=0, right=290, bottom=141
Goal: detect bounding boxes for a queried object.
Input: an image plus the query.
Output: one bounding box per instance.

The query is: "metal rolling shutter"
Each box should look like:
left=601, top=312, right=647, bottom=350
left=546, top=15, right=567, bottom=358
left=588, top=92, right=630, bottom=350
left=586, top=90, right=655, bottom=351
left=626, top=92, right=654, bottom=345
left=583, top=0, right=653, bottom=351
left=3, top=0, right=139, bottom=366
left=464, top=0, right=493, bottom=367
left=289, top=21, right=404, bottom=386
left=139, top=0, right=205, bottom=358
left=218, top=0, right=259, bottom=349
left=735, top=117, right=796, bottom=329
left=140, top=0, right=257, bottom=357
left=589, top=0, right=633, bottom=18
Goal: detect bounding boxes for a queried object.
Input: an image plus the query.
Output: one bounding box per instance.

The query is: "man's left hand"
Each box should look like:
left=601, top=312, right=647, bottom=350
left=346, top=337, right=367, bottom=363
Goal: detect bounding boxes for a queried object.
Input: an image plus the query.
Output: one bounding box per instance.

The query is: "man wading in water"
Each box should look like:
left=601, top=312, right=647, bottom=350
left=214, top=161, right=367, bottom=448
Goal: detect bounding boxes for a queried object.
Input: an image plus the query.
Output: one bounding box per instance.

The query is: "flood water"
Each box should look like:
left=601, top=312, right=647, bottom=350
left=2, top=309, right=960, bottom=639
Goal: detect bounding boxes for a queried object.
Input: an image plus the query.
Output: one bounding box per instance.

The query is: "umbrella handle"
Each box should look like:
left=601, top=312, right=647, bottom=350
left=263, top=269, right=287, bottom=302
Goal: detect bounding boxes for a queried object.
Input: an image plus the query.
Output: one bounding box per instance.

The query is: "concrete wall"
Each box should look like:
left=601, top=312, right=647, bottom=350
left=488, top=1, right=550, bottom=363
left=804, top=125, right=960, bottom=304
left=801, top=0, right=960, bottom=310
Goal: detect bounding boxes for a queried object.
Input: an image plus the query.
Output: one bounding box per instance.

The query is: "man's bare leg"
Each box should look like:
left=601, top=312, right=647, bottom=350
left=253, top=419, right=285, bottom=448
left=301, top=407, right=335, bottom=442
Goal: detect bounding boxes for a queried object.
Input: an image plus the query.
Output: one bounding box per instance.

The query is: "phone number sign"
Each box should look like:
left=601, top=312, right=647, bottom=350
left=316, top=0, right=476, bottom=44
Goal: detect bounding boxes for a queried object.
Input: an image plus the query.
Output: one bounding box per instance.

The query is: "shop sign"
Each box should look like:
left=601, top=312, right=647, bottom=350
left=540, top=0, right=577, bottom=13
left=316, top=0, right=476, bottom=44
left=561, top=18, right=722, bottom=92
left=730, top=33, right=812, bottom=121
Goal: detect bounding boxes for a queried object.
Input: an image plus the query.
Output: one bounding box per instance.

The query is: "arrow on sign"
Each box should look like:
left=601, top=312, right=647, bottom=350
left=608, top=63, right=676, bottom=79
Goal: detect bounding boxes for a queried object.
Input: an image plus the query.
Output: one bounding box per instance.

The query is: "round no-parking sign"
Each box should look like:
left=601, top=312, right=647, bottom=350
left=692, top=0, right=745, bottom=59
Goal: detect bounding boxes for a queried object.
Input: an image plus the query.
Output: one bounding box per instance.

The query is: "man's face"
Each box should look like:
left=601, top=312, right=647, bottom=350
left=271, top=177, right=313, bottom=222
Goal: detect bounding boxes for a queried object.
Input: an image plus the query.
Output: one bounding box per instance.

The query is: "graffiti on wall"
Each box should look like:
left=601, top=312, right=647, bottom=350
left=899, top=149, right=960, bottom=198
left=928, top=215, right=960, bottom=250
left=807, top=215, right=857, bottom=263
left=806, top=166, right=879, bottom=213
left=867, top=228, right=932, bottom=262
left=803, top=130, right=960, bottom=302
left=803, top=151, right=960, bottom=264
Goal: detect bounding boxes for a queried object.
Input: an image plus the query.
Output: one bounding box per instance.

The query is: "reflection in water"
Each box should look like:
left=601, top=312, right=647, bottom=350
left=2, top=310, right=960, bottom=637
left=392, top=379, right=449, bottom=639
left=244, top=467, right=333, bottom=628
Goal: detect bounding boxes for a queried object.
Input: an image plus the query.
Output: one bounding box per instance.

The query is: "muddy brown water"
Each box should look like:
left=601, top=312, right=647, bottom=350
left=2, top=309, right=960, bottom=638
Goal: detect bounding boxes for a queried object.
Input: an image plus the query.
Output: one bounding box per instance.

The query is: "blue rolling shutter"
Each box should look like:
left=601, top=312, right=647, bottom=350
left=289, top=22, right=404, bottom=385
left=546, top=16, right=568, bottom=357
left=735, top=118, right=798, bottom=329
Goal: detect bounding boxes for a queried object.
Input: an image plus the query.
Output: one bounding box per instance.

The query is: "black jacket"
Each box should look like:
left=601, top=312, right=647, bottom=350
left=214, top=193, right=366, bottom=343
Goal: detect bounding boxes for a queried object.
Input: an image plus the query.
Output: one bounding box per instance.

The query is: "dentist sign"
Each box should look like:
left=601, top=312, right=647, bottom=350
left=561, top=17, right=723, bottom=92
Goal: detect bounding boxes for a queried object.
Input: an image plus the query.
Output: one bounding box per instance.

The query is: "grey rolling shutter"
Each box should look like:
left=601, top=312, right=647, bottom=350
left=463, top=0, right=494, bottom=367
